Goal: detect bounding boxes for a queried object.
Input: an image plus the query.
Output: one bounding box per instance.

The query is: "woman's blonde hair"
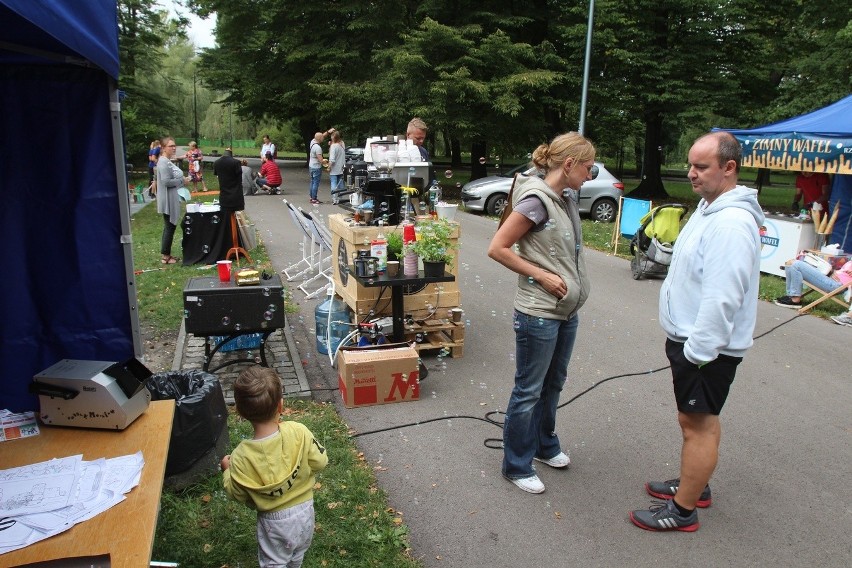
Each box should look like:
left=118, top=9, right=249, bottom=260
left=531, top=132, right=595, bottom=175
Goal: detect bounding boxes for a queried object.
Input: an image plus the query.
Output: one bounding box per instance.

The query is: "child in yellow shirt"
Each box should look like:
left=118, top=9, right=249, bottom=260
left=221, top=366, right=328, bottom=567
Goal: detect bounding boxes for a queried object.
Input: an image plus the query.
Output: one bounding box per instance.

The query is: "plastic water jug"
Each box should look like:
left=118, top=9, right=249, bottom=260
left=315, top=291, right=352, bottom=355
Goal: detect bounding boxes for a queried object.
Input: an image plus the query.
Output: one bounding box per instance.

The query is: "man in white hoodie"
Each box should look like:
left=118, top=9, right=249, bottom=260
left=630, top=132, right=764, bottom=532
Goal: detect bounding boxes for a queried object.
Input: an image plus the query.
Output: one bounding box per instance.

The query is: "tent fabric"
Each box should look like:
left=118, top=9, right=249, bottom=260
left=0, top=0, right=120, bottom=78
left=0, top=1, right=134, bottom=412
left=714, top=95, right=852, bottom=174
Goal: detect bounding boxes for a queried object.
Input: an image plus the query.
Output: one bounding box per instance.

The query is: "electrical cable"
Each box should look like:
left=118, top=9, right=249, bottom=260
left=345, top=313, right=806, bottom=448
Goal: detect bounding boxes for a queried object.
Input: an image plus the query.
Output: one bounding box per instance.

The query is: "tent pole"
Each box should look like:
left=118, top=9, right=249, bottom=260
left=110, top=81, right=144, bottom=359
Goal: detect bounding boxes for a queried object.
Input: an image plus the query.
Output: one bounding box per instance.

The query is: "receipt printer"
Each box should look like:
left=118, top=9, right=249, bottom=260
left=31, top=358, right=153, bottom=430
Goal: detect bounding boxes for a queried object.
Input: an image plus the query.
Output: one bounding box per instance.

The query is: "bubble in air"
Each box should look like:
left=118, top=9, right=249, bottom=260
left=444, top=169, right=453, bottom=179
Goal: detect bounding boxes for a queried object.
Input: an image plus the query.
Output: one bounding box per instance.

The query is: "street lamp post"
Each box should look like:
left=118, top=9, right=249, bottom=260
left=192, top=69, right=199, bottom=141
left=578, top=0, right=595, bottom=136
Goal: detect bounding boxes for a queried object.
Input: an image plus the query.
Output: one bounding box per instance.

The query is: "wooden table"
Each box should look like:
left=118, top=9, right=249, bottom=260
left=3, top=400, right=175, bottom=567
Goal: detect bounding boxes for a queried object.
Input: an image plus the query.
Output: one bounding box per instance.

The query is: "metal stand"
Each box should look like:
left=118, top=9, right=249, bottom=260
left=225, top=211, right=252, bottom=266
left=203, top=331, right=273, bottom=373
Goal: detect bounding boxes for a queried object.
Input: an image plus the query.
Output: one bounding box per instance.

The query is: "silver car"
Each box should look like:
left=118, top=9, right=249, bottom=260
left=460, top=162, right=625, bottom=222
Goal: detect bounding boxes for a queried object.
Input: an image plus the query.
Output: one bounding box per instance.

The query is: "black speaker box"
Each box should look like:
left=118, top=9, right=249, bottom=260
left=182, top=275, right=286, bottom=336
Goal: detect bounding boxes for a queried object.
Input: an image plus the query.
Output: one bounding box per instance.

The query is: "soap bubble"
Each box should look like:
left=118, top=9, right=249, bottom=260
left=444, top=169, right=453, bottom=179
left=185, top=227, right=192, bottom=235
left=478, top=157, right=486, bottom=164
left=202, top=244, right=210, bottom=254
left=196, top=298, right=204, bottom=307
left=221, top=316, right=230, bottom=326
left=264, top=311, right=273, bottom=321
left=234, top=323, right=241, bottom=331
left=212, top=214, right=220, bottom=224
left=262, top=287, right=271, bottom=296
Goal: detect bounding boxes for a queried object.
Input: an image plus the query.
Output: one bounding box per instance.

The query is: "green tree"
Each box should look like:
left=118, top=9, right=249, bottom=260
left=118, top=0, right=187, bottom=162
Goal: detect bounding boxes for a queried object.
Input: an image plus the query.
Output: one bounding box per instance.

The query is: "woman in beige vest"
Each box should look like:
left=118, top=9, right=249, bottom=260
left=487, top=132, right=596, bottom=494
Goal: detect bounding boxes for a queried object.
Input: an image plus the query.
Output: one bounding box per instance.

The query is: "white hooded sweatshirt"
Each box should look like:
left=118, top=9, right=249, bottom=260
left=659, top=185, right=765, bottom=364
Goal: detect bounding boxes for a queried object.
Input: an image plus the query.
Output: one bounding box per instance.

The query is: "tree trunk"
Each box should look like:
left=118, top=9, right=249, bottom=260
left=450, top=137, right=461, bottom=167
left=469, top=141, right=487, bottom=181
left=628, top=111, right=669, bottom=199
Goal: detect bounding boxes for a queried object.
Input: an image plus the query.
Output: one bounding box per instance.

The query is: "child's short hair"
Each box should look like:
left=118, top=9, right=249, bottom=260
left=234, top=366, right=282, bottom=423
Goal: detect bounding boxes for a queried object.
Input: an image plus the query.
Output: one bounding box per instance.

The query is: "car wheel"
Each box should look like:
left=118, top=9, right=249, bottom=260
left=591, top=198, right=617, bottom=222
left=486, top=193, right=509, bottom=216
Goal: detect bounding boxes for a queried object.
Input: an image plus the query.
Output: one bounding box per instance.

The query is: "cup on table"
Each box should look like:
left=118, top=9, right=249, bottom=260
left=217, top=260, right=232, bottom=282
left=386, top=261, right=400, bottom=277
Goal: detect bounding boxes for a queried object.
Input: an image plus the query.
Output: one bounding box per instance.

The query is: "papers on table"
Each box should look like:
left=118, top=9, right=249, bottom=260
left=0, top=452, right=144, bottom=556
left=0, top=410, right=40, bottom=442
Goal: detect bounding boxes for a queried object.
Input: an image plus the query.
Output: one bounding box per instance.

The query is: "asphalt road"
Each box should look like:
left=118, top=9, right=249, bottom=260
left=243, top=164, right=851, bottom=568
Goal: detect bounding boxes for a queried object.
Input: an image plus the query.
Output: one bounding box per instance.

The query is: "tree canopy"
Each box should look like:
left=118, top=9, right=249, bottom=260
left=167, top=0, right=850, bottom=190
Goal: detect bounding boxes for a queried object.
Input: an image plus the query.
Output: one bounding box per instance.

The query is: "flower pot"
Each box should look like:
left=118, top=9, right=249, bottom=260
left=423, top=260, right=446, bottom=278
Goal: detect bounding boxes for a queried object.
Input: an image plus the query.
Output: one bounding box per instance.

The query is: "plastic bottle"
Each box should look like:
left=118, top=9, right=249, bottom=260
left=428, top=180, right=441, bottom=219
left=315, top=290, right=352, bottom=355
left=371, top=221, right=388, bottom=273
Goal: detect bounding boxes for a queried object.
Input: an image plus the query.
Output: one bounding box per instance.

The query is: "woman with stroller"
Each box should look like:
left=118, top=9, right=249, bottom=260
left=487, top=132, right=595, bottom=494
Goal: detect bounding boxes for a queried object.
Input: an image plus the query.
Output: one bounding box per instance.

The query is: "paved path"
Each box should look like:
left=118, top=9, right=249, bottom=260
left=168, top=165, right=851, bottom=567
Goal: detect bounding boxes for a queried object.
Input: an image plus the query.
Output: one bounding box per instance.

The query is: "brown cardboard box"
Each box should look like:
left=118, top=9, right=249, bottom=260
left=337, top=343, right=420, bottom=408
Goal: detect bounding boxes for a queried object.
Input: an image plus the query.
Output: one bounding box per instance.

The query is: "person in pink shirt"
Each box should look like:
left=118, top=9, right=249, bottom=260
left=774, top=258, right=852, bottom=309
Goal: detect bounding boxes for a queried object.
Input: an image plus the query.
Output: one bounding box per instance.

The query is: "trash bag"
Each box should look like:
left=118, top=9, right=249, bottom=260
left=146, top=369, right=227, bottom=477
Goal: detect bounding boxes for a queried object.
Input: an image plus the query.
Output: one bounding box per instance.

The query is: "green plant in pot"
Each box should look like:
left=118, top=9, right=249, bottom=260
left=404, top=219, right=456, bottom=276
left=386, top=230, right=403, bottom=261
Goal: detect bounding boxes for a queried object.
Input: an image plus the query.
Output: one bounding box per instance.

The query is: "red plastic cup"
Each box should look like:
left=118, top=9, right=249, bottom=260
left=217, top=260, right=232, bottom=282
left=403, top=223, right=416, bottom=243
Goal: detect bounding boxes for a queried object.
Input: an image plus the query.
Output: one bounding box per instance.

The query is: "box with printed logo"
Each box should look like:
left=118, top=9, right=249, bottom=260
left=337, top=343, right=420, bottom=408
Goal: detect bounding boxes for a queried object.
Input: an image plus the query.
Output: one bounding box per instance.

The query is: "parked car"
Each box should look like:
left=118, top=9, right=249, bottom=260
left=345, top=147, right=365, bottom=162
left=460, top=162, right=625, bottom=222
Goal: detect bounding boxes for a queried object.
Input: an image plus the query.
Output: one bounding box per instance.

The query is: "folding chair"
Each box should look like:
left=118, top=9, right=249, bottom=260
left=797, top=281, right=852, bottom=315
left=612, top=196, right=652, bottom=255
left=297, top=208, right=333, bottom=299
left=282, top=199, right=321, bottom=281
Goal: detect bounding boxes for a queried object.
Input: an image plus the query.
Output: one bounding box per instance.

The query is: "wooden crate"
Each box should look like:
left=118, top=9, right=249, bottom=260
left=328, top=213, right=461, bottom=320
left=403, top=319, right=465, bottom=358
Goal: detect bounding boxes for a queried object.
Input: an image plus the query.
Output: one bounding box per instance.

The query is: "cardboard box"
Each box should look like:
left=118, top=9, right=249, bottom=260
left=338, top=343, right=420, bottom=408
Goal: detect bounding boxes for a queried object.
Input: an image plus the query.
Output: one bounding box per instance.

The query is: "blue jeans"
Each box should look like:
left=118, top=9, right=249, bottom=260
left=785, top=259, right=840, bottom=296
left=330, top=174, right=343, bottom=192
left=309, top=167, right=322, bottom=199
left=502, top=311, right=579, bottom=479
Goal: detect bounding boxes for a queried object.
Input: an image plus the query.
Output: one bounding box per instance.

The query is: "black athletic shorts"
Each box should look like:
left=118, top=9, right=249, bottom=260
left=665, top=339, right=742, bottom=415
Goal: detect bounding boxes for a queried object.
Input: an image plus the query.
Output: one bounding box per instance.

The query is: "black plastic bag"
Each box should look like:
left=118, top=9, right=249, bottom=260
left=146, top=369, right=227, bottom=476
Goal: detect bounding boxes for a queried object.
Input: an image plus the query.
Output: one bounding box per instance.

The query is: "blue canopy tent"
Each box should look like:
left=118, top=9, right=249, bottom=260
left=0, top=1, right=141, bottom=412
left=715, top=95, right=852, bottom=253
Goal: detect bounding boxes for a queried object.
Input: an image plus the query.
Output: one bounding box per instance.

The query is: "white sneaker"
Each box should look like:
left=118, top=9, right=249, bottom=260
left=831, top=314, right=852, bottom=327
left=505, top=474, right=545, bottom=494
left=534, top=451, right=571, bottom=469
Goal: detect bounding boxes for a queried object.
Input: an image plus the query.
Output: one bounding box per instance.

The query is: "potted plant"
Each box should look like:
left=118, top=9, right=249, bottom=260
left=404, top=219, right=457, bottom=277
left=386, top=230, right=403, bottom=261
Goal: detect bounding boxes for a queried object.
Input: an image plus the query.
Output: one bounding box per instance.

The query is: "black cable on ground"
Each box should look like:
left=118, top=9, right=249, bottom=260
left=342, top=313, right=805, bottom=447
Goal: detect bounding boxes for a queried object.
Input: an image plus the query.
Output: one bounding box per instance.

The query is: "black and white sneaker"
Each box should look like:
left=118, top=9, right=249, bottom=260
left=774, top=296, right=802, bottom=309
left=630, top=499, right=699, bottom=532
left=645, top=478, right=712, bottom=508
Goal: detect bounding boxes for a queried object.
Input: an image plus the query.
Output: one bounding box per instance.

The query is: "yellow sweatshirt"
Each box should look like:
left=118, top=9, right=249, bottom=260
left=223, top=421, right=328, bottom=512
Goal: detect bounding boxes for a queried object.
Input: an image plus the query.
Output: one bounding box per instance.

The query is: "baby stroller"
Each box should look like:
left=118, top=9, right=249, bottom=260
left=629, top=203, right=689, bottom=280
